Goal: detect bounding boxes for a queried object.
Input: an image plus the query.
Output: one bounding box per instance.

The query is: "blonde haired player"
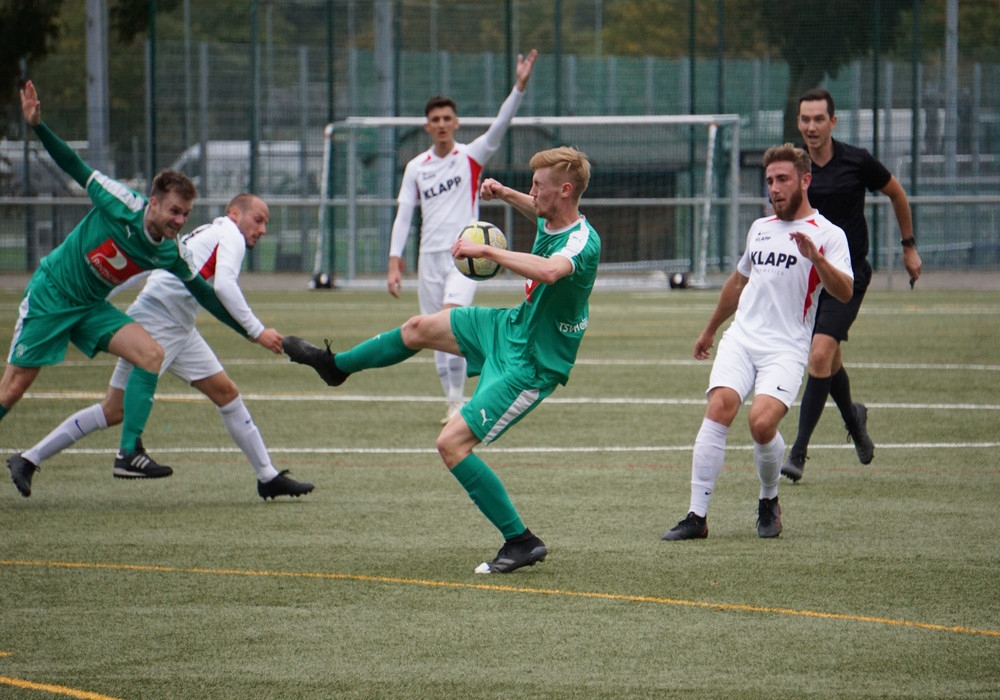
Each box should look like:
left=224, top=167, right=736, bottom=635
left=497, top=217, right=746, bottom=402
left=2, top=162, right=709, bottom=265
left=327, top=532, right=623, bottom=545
left=283, top=147, right=600, bottom=574
left=387, top=49, right=537, bottom=424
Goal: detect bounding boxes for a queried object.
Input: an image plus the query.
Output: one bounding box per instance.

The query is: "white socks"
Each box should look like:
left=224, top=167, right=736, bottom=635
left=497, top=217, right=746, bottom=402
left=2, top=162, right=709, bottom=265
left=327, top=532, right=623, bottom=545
left=689, top=418, right=729, bottom=517
left=435, top=350, right=467, bottom=404
left=218, top=395, right=279, bottom=482
left=23, top=403, right=108, bottom=465
left=755, top=432, right=785, bottom=501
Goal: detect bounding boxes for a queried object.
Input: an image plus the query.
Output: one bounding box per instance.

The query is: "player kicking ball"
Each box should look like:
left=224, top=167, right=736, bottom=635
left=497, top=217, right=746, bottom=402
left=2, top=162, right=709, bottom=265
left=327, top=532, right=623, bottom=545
left=284, top=147, right=601, bottom=574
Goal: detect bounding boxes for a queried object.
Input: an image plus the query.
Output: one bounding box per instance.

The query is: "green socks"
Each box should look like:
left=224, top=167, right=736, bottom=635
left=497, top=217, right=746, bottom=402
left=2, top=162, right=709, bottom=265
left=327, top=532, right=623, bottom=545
left=334, top=327, right=418, bottom=374
left=120, top=367, right=158, bottom=452
left=450, top=453, right=525, bottom=540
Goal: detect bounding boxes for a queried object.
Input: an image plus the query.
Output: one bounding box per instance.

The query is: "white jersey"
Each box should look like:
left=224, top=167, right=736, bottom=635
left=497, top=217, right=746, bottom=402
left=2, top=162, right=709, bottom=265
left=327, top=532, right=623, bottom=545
left=389, top=87, right=525, bottom=257
left=728, top=210, right=852, bottom=355
left=134, top=216, right=265, bottom=339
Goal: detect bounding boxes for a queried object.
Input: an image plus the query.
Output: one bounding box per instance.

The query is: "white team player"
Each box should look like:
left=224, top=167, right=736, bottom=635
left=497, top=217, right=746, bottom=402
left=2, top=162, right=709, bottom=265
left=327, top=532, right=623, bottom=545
left=387, top=49, right=538, bottom=423
left=10, top=194, right=314, bottom=500
left=661, top=143, right=854, bottom=541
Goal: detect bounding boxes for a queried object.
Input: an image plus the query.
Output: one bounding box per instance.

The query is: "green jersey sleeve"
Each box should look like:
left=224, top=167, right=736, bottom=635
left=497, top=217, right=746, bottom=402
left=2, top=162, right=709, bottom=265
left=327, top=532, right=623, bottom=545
left=33, top=122, right=93, bottom=187
left=183, top=274, right=249, bottom=338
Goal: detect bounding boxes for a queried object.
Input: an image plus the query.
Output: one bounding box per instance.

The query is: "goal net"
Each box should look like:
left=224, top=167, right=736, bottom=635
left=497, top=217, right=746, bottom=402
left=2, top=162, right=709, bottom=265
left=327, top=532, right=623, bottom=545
left=315, top=114, right=742, bottom=286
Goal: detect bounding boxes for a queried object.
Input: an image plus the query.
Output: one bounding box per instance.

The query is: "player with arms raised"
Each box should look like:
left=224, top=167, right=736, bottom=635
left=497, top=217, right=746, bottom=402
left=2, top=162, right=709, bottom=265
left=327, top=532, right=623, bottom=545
left=5, top=80, right=252, bottom=496
left=387, top=49, right=537, bottom=424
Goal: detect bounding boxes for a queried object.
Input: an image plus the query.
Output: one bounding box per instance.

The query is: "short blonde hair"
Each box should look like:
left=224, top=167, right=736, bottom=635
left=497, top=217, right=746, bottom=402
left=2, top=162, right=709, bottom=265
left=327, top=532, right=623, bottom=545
left=529, top=147, right=591, bottom=201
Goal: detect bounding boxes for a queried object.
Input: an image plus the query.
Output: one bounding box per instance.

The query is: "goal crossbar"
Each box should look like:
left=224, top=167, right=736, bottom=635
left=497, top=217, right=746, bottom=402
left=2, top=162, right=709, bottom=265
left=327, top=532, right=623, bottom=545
left=319, top=114, right=742, bottom=283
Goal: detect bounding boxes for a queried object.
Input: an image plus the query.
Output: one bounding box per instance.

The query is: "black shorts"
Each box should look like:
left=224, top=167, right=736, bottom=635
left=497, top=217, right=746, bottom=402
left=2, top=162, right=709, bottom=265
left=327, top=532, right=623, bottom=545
left=813, top=285, right=867, bottom=343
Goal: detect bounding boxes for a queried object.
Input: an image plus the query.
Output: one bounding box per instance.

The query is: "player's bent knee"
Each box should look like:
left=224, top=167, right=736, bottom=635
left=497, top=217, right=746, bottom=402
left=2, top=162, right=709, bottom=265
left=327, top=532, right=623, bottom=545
left=101, top=403, right=124, bottom=426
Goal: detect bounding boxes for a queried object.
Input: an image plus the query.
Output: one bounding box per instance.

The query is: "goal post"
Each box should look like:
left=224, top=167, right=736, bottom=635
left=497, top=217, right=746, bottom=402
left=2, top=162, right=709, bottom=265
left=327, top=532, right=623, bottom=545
left=316, top=114, right=742, bottom=284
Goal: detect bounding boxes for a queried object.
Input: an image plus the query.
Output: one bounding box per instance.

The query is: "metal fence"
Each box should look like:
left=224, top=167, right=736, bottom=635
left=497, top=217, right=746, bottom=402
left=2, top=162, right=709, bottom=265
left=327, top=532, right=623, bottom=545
left=1, top=0, right=998, bottom=276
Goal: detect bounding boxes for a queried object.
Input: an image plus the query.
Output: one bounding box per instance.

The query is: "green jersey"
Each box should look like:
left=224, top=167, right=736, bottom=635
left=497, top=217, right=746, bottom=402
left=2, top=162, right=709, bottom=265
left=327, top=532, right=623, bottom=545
left=40, top=171, right=196, bottom=302
left=26, top=121, right=246, bottom=338
left=505, top=215, right=601, bottom=385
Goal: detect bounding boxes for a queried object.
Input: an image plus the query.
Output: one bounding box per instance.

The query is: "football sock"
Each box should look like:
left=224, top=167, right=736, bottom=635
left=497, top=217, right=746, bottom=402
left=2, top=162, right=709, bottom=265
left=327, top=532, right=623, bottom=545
left=755, top=432, right=785, bottom=500
left=436, top=350, right=467, bottom=403
left=791, top=374, right=833, bottom=454
left=450, top=453, right=525, bottom=540
left=218, top=395, right=279, bottom=482
left=120, top=367, right=158, bottom=453
left=689, top=418, right=729, bottom=517
left=829, top=366, right=856, bottom=424
left=24, top=403, right=107, bottom=465
left=335, top=327, right=417, bottom=374
left=0, top=404, right=7, bottom=422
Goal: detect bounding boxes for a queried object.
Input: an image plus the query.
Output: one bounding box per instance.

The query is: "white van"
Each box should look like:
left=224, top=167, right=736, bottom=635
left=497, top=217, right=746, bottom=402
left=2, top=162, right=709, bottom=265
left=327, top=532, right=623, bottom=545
left=168, top=140, right=320, bottom=196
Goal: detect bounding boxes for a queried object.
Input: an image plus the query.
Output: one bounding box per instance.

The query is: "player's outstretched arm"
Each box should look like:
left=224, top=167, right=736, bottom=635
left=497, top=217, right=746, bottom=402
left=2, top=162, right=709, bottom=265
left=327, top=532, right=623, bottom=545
left=20, top=80, right=41, bottom=126
left=252, top=327, right=283, bottom=354
left=182, top=276, right=249, bottom=338
left=480, top=178, right=535, bottom=221
left=514, top=49, right=538, bottom=92
left=22, top=81, right=93, bottom=187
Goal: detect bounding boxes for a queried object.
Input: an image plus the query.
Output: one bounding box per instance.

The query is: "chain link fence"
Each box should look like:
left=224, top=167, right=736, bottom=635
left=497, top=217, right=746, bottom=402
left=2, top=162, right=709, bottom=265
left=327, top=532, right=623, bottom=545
left=1, top=0, right=998, bottom=276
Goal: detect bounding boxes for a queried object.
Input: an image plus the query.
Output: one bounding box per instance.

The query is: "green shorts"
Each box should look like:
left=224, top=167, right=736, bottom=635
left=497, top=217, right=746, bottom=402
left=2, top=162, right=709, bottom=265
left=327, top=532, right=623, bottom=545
left=8, top=268, right=133, bottom=367
left=451, top=306, right=556, bottom=445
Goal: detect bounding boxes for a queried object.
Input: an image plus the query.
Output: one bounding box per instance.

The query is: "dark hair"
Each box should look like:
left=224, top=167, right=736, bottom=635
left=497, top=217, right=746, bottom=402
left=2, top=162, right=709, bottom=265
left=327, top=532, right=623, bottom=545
left=798, top=88, right=835, bottom=119
left=425, top=95, right=457, bottom=117
left=151, top=169, right=198, bottom=202
left=762, top=143, right=812, bottom=177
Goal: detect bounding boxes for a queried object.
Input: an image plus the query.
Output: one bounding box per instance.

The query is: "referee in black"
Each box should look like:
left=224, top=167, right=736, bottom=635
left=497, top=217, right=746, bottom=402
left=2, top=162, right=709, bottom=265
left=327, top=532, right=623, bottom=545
left=781, top=87, right=923, bottom=482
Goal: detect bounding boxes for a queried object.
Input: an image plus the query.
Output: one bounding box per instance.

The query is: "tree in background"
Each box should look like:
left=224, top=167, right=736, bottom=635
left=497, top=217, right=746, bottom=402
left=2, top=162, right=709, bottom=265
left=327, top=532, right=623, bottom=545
left=756, top=0, right=911, bottom=142
left=0, top=0, right=63, bottom=135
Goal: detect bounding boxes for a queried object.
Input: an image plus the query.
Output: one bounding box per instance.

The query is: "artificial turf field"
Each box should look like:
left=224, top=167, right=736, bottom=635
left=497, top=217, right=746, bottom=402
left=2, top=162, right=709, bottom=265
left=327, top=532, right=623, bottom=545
left=1, top=281, right=997, bottom=698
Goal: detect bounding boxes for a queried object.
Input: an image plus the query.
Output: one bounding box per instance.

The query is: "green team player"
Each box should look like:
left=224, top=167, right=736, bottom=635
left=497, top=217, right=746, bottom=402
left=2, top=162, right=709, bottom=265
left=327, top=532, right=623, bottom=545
left=4, top=80, right=249, bottom=497
left=282, top=146, right=600, bottom=575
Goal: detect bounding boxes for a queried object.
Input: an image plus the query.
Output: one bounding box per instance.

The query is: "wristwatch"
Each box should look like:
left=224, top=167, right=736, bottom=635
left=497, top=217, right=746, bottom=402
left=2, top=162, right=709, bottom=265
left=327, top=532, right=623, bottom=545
left=900, top=236, right=916, bottom=248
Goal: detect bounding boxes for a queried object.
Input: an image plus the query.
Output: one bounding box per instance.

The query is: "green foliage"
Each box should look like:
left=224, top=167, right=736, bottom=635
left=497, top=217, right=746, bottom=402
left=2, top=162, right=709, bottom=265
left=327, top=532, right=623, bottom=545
left=108, top=0, right=182, bottom=44
left=757, top=0, right=912, bottom=141
left=0, top=0, right=63, bottom=134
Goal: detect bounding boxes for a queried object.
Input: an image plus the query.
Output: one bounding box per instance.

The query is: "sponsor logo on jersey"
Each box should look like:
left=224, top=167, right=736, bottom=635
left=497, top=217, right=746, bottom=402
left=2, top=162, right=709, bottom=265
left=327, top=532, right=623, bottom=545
left=525, top=278, right=539, bottom=301
left=86, top=238, right=144, bottom=286
left=422, top=176, right=462, bottom=200
left=558, top=318, right=589, bottom=334
left=750, top=250, right=798, bottom=269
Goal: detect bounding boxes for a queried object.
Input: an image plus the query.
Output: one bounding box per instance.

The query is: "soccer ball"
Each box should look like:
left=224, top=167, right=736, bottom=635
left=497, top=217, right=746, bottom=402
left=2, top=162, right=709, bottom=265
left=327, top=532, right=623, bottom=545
left=453, top=221, right=507, bottom=281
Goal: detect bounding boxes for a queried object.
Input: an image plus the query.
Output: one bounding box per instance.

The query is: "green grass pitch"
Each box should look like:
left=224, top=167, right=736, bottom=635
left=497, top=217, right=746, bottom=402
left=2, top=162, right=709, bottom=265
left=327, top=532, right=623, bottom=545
left=1, top=282, right=998, bottom=698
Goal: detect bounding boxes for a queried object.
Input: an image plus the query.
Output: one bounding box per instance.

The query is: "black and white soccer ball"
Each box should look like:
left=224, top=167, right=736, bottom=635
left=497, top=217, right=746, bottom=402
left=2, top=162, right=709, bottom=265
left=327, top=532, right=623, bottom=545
left=453, top=221, right=507, bottom=281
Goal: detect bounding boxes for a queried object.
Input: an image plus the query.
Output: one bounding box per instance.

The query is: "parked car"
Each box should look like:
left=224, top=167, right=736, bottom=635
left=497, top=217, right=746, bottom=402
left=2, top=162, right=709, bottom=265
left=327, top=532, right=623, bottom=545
left=168, top=140, right=321, bottom=196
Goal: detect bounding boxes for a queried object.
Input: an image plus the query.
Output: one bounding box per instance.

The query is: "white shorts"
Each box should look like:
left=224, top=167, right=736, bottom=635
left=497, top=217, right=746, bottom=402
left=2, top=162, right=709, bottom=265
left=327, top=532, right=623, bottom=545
left=110, top=297, right=224, bottom=390
left=417, top=250, right=477, bottom=315
left=707, top=330, right=807, bottom=408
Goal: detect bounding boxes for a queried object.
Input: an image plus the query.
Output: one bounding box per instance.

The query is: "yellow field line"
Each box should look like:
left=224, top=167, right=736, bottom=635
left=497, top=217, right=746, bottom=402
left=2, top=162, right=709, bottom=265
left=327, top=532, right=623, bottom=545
left=0, top=675, right=121, bottom=699
left=3, top=559, right=997, bottom=638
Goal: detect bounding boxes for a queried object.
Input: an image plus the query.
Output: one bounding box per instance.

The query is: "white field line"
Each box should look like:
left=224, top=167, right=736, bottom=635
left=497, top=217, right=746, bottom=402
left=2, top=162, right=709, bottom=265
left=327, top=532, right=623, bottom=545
left=15, top=442, right=1000, bottom=456
left=20, top=391, right=1000, bottom=411
left=12, top=390, right=1000, bottom=456
left=45, top=357, right=1000, bottom=371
